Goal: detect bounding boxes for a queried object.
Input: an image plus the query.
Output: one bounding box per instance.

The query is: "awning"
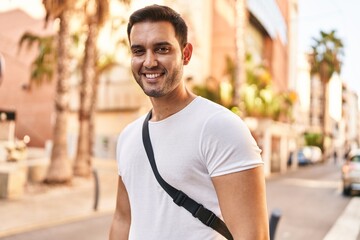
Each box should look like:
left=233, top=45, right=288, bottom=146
left=247, top=0, right=287, bottom=44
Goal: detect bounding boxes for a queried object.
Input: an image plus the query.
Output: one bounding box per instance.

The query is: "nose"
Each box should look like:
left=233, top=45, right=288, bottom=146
left=144, top=51, right=158, bottom=68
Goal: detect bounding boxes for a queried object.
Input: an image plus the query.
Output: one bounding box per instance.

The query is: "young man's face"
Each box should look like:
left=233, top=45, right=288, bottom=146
left=129, top=21, right=192, bottom=98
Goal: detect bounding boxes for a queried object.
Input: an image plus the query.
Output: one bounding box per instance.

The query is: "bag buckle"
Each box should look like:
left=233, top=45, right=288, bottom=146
left=193, top=204, right=216, bottom=226
left=173, top=191, right=188, bottom=206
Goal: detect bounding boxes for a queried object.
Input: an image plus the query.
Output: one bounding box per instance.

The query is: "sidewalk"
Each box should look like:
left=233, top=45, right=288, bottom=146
left=0, top=158, right=118, bottom=238
left=323, top=197, right=360, bottom=240
left=1, top=154, right=359, bottom=239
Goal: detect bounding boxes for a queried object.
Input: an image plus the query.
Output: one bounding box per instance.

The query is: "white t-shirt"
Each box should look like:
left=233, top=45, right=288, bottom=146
left=116, top=96, right=263, bottom=240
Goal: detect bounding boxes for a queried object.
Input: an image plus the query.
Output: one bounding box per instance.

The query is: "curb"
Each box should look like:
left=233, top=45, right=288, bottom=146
left=323, top=198, right=360, bottom=240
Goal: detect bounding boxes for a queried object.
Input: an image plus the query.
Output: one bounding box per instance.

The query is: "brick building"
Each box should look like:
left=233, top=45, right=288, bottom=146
left=0, top=9, right=55, bottom=148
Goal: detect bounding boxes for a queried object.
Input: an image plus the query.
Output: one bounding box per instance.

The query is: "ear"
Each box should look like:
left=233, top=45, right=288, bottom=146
left=183, top=43, right=193, bottom=65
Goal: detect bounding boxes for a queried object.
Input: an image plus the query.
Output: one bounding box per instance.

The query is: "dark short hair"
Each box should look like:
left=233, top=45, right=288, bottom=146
left=127, top=5, right=188, bottom=48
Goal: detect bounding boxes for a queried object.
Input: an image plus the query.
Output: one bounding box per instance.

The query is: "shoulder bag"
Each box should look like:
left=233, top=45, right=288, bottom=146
left=142, top=110, right=233, bottom=240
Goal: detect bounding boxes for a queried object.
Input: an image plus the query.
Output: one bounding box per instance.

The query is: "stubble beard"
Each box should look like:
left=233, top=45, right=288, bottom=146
left=133, top=66, right=183, bottom=98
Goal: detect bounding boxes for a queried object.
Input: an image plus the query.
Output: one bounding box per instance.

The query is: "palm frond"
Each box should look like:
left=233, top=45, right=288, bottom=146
left=42, top=0, right=68, bottom=23
left=18, top=31, right=57, bottom=86
left=309, top=29, right=344, bottom=81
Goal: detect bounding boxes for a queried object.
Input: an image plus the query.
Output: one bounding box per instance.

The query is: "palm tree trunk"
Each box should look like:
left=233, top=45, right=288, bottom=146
left=321, top=80, right=328, bottom=161
left=73, top=17, right=98, bottom=177
left=233, top=0, right=247, bottom=107
left=45, top=10, right=72, bottom=183
left=319, top=62, right=330, bottom=162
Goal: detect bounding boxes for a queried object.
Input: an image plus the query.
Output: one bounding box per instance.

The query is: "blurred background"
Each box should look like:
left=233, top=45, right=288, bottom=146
left=1, top=0, right=359, bottom=176
left=0, top=0, right=359, bottom=240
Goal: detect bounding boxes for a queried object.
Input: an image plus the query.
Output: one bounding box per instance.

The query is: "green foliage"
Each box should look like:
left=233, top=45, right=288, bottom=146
left=304, top=132, right=324, bottom=150
left=193, top=54, right=298, bottom=122
left=18, top=2, right=131, bottom=89
left=192, top=77, right=221, bottom=104
left=193, top=86, right=219, bottom=103
left=308, top=30, right=344, bottom=82
left=223, top=55, right=236, bottom=100
left=18, top=32, right=56, bottom=87
left=240, top=60, right=297, bottom=121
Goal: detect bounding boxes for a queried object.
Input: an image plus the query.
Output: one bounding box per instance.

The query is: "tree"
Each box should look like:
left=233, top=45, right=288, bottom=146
left=308, top=30, right=344, bottom=151
left=18, top=33, right=56, bottom=89
left=73, top=0, right=130, bottom=177
left=42, top=0, right=75, bottom=183
left=73, top=0, right=110, bottom=177
left=19, top=0, right=130, bottom=180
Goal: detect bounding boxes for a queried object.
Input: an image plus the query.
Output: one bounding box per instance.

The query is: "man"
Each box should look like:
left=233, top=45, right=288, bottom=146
left=109, top=4, right=269, bottom=240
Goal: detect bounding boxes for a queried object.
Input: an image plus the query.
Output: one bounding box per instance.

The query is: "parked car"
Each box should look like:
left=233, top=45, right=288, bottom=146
left=288, top=146, right=322, bottom=166
left=306, top=146, right=322, bottom=163
left=342, top=149, right=360, bottom=196
left=288, top=150, right=310, bottom=165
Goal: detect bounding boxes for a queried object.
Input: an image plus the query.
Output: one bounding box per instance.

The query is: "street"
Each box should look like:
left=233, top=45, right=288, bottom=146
left=267, top=160, right=359, bottom=240
left=1, top=160, right=359, bottom=240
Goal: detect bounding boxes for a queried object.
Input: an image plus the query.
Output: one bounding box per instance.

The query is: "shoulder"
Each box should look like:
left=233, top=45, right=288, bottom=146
left=188, top=97, right=247, bottom=133
left=202, top=111, right=251, bottom=141
left=191, top=97, right=234, bottom=119
left=200, top=101, right=245, bottom=130
left=198, top=100, right=257, bottom=149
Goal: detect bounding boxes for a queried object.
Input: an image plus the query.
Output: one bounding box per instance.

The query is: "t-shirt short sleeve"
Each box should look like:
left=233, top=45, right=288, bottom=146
left=200, top=110, right=263, bottom=177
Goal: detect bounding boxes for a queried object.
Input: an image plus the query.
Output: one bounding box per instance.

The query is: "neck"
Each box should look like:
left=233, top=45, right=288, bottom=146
left=149, top=87, right=196, bottom=121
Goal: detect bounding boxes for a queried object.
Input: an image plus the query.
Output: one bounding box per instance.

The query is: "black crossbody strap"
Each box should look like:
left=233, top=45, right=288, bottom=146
left=142, top=110, right=233, bottom=240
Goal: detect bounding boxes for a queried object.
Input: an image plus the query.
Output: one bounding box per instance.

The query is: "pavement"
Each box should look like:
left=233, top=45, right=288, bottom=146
left=323, top=197, right=360, bottom=240
left=0, top=153, right=118, bottom=239
left=0, top=149, right=360, bottom=240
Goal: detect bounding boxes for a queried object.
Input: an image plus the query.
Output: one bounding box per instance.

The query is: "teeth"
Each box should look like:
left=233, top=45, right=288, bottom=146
left=145, top=73, right=161, bottom=79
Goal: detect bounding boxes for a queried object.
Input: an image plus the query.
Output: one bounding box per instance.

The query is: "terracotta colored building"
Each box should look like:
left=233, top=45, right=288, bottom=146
left=0, top=9, right=55, bottom=148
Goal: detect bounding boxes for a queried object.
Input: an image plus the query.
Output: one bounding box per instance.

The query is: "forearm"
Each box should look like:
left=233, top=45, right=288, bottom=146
left=109, top=216, right=130, bottom=240
left=110, top=176, right=131, bottom=240
left=229, top=219, right=269, bottom=240
left=226, top=200, right=269, bottom=240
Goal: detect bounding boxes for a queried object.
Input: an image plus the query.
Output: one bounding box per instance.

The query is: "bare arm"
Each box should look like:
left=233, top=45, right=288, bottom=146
left=109, top=176, right=131, bottom=240
left=212, top=166, right=269, bottom=240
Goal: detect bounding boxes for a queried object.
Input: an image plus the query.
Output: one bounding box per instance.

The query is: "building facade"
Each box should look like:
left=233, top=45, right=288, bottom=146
left=0, top=9, right=55, bottom=148
left=0, top=1, right=299, bottom=175
left=341, top=83, right=359, bottom=157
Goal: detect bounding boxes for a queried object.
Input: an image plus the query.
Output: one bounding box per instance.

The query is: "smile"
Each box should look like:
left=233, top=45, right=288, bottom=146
left=144, top=73, right=163, bottom=79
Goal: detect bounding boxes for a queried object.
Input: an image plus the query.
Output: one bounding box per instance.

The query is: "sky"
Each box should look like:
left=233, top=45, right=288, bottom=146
left=0, top=0, right=44, bottom=18
left=0, top=0, right=359, bottom=96
left=298, top=0, right=360, bottom=96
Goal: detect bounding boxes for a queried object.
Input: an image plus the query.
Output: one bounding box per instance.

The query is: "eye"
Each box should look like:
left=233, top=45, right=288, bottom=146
left=155, top=46, right=170, bottom=54
left=131, top=48, right=145, bottom=56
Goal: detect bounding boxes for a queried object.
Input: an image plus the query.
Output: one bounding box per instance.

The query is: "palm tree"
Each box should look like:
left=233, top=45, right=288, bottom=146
left=19, top=0, right=130, bottom=179
left=73, top=0, right=110, bottom=177
left=18, top=33, right=56, bottom=89
left=73, top=0, right=131, bottom=177
left=42, top=0, right=75, bottom=183
left=308, top=30, right=344, bottom=154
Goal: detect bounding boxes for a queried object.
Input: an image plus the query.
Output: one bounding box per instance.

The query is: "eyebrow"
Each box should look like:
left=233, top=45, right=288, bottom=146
left=130, top=41, right=173, bottom=49
left=130, top=44, right=143, bottom=50
left=154, top=41, right=172, bottom=47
